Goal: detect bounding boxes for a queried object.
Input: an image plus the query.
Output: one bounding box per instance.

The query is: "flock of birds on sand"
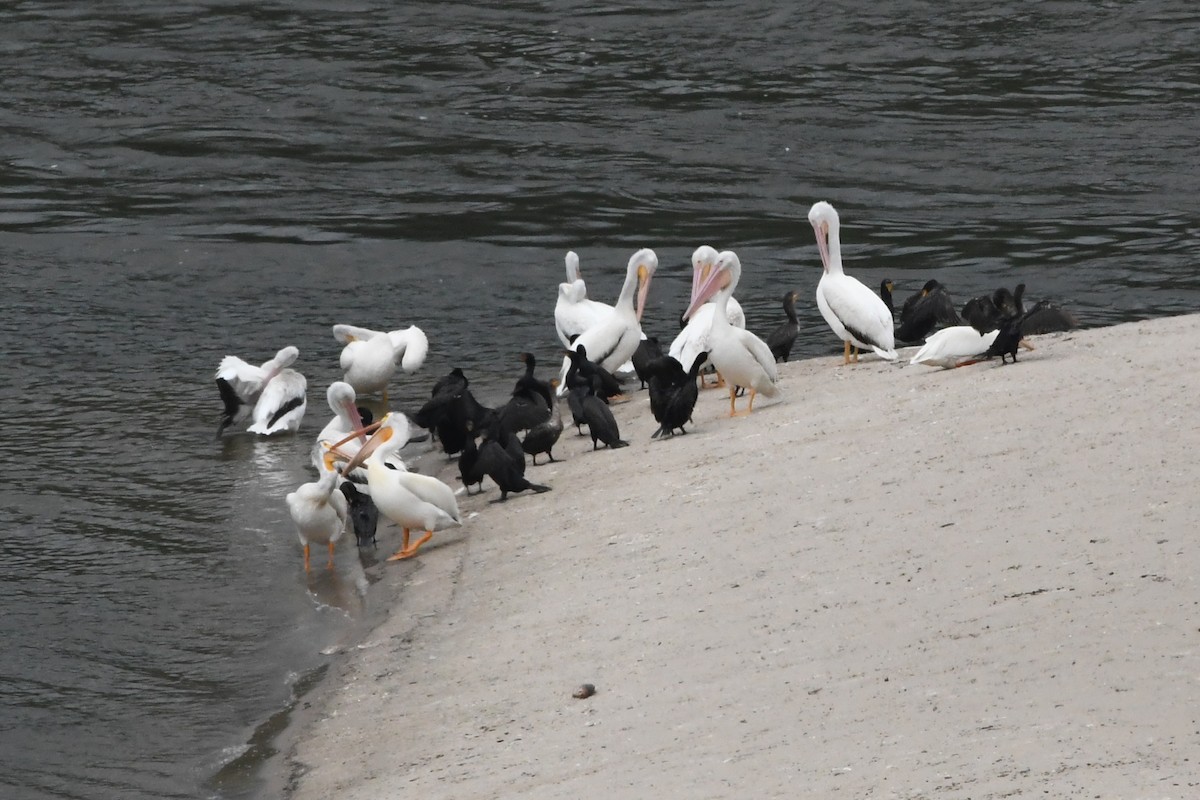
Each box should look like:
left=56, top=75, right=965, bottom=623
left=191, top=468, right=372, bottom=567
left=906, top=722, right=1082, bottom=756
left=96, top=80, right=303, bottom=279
left=214, top=201, right=1077, bottom=572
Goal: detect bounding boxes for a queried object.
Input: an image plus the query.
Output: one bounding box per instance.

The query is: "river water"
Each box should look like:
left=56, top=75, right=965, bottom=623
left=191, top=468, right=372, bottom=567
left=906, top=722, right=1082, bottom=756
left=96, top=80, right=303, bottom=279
left=2, top=2, right=1198, bottom=798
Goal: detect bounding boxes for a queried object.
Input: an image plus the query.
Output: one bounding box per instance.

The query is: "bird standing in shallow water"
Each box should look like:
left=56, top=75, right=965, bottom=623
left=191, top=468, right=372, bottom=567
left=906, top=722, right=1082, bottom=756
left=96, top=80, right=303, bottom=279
left=285, top=465, right=348, bottom=571
left=807, top=201, right=897, bottom=365
left=332, top=323, right=428, bottom=404
left=215, top=346, right=307, bottom=437
left=338, top=482, right=378, bottom=548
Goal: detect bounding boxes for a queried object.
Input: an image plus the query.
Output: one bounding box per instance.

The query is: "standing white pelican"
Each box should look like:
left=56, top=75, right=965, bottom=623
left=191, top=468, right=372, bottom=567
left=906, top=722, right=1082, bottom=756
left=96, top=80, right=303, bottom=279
left=910, top=326, right=1000, bottom=368
left=669, top=245, right=747, bottom=385
left=285, top=464, right=348, bottom=572
left=554, top=251, right=615, bottom=348
left=556, top=248, right=657, bottom=394
left=215, top=346, right=307, bottom=437
left=332, top=323, right=429, bottom=403
left=807, top=201, right=898, bottom=364
left=683, top=250, right=780, bottom=416
left=336, top=413, right=461, bottom=561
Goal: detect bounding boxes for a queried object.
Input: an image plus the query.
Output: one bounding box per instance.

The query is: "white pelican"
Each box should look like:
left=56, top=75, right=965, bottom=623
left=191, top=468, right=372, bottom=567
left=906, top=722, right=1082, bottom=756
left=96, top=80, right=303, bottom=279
left=683, top=250, right=780, bottom=416
left=311, top=381, right=368, bottom=474
left=669, top=245, right=747, bottom=386
left=215, top=346, right=307, bottom=437
left=909, top=326, right=1000, bottom=369
left=285, top=463, right=348, bottom=572
left=556, top=248, right=657, bottom=394
left=807, top=201, right=898, bottom=365
left=332, top=323, right=429, bottom=403
left=554, top=251, right=614, bottom=348
left=336, top=413, right=462, bottom=561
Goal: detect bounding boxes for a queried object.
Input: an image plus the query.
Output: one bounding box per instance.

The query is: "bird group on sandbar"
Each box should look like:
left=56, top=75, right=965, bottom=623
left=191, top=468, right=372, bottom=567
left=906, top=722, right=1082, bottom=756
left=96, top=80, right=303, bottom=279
left=214, top=201, right=1076, bottom=573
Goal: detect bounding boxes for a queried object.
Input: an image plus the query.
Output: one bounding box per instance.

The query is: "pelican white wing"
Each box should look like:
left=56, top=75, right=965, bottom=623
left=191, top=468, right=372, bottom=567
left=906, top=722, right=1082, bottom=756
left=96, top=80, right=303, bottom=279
left=554, top=251, right=618, bottom=347
left=910, top=326, right=999, bottom=368
left=247, top=369, right=307, bottom=435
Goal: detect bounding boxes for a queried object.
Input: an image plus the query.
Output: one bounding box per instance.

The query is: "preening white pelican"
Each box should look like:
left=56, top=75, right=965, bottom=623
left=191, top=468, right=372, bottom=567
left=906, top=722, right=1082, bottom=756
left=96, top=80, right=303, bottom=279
left=910, top=326, right=1000, bottom=369
left=332, top=323, right=429, bottom=402
left=554, top=251, right=615, bottom=348
left=337, top=413, right=462, bottom=561
left=285, top=464, right=348, bottom=572
left=215, top=346, right=307, bottom=437
left=669, top=245, right=747, bottom=384
left=683, top=250, right=780, bottom=416
left=556, top=248, right=657, bottom=394
left=311, top=381, right=367, bottom=474
left=807, top=202, right=897, bottom=364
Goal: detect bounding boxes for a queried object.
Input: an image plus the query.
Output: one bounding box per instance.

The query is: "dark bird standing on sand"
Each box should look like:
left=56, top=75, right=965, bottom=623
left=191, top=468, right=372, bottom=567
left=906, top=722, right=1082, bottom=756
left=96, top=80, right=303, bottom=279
left=522, top=384, right=564, bottom=464
left=960, top=294, right=1036, bottom=365
left=564, top=344, right=623, bottom=402
left=766, top=291, right=801, bottom=362
left=959, top=283, right=1078, bottom=365
left=646, top=352, right=708, bottom=438
left=461, top=414, right=551, bottom=501
left=497, top=352, right=553, bottom=435
left=631, top=336, right=664, bottom=389
left=579, top=375, right=628, bottom=450
left=963, top=284, right=1077, bottom=338
left=458, top=433, right=486, bottom=495
left=413, top=368, right=493, bottom=456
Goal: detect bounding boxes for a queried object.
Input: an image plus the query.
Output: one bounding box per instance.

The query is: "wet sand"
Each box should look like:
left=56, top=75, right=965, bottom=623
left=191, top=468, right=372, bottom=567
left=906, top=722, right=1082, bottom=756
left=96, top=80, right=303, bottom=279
left=270, top=315, right=1200, bottom=799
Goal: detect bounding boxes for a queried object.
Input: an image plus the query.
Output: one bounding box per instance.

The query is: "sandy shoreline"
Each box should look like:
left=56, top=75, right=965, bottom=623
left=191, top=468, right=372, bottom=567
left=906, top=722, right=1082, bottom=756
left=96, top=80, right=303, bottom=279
left=264, top=314, right=1200, bottom=799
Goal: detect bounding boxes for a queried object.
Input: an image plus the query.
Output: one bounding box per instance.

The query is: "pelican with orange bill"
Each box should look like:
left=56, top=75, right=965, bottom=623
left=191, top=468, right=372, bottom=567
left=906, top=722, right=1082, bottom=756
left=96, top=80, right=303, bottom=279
left=335, top=413, right=462, bottom=561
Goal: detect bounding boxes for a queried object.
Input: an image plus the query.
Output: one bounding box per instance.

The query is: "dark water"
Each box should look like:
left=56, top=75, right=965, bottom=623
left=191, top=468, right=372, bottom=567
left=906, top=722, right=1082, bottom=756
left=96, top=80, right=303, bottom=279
left=2, top=2, right=1198, bottom=798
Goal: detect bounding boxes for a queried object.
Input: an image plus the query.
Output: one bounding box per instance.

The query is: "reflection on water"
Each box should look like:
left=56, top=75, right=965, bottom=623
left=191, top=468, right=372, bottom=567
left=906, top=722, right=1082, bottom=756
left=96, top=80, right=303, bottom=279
left=1, top=1, right=1198, bottom=798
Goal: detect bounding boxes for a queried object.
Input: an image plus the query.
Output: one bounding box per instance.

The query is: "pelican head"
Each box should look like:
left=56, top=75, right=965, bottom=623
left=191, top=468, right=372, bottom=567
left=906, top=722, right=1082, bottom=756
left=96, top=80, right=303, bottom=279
left=326, top=380, right=366, bottom=442
left=683, top=250, right=742, bottom=321
left=338, top=413, right=411, bottom=475
left=688, top=244, right=720, bottom=308
left=808, top=201, right=842, bottom=275
left=629, top=248, right=658, bottom=322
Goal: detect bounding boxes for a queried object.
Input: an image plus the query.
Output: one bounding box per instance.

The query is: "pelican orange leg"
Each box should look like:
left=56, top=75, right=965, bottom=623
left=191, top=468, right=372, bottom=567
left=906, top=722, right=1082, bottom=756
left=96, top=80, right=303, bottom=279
left=727, top=385, right=739, bottom=417
left=388, top=531, right=433, bottom=561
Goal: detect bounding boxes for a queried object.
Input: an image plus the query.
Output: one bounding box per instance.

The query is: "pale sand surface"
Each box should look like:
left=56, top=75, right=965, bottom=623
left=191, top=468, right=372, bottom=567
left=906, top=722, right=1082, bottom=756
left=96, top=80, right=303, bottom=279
left=275, top=315, right=1199, bottom=799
